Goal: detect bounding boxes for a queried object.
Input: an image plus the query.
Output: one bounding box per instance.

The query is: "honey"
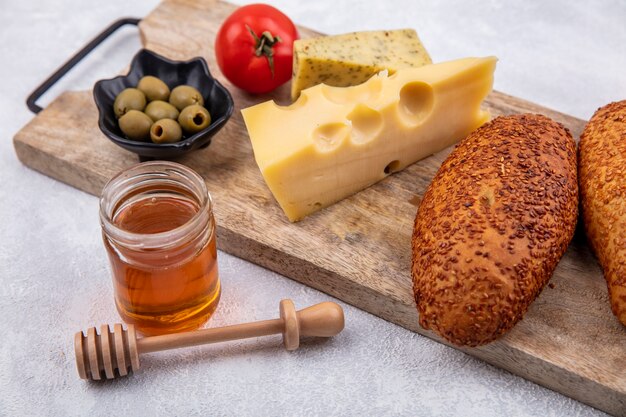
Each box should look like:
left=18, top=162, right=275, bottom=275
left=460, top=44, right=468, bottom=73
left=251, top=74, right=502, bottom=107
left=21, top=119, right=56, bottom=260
left=100, top=162, right=220, bottom=336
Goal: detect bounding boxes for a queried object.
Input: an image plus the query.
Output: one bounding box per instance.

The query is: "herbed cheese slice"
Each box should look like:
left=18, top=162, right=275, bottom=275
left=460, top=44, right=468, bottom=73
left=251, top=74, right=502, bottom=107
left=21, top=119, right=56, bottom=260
left=242, top=57, right=497, bottom=222
left=291, top=29, right=432, bottom=100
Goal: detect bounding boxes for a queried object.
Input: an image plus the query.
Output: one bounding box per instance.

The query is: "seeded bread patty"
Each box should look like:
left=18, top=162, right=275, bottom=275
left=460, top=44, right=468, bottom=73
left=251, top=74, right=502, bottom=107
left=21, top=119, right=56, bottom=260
left=411, top=114, right=578, bottom=347
left=579, top=100, right=626, bottom=326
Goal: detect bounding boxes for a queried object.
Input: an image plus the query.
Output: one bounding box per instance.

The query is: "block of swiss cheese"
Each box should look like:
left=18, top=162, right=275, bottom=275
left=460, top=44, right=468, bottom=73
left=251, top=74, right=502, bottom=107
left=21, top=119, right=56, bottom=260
left=243, top=57, right=497, bottom=222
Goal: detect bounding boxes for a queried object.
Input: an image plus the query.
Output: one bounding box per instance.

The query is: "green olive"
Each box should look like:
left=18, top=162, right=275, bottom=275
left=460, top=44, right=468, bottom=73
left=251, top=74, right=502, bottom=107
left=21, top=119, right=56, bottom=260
left=113, top=88, right=146, bottom=118
left=169, top=85, right=204, bottom=111
left=137, top=76, right=170, bottom=102
left=144, top=100, right=180, bottom=121
left=118, top=110, right=152, bottom=141
left=178, top=104, right=211, bottom=134
left=150, top=119, right=183, bottom=144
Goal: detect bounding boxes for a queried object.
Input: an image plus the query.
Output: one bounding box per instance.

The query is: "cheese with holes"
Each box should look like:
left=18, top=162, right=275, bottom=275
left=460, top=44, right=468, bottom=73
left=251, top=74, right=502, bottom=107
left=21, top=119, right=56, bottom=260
left=291, top=29, right=432, bottom=100
left=242, top=57, right=497, bottom=222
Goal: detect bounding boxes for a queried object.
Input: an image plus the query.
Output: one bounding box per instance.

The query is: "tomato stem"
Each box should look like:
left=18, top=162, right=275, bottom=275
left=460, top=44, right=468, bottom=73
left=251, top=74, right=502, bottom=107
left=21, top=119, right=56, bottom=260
left=246, top=24, right=282, bottom=78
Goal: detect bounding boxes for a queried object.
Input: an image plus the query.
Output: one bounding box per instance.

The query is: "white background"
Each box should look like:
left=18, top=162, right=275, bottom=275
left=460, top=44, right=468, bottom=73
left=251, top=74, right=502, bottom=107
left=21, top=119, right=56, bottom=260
left=1, top=0, right=625, bottom=416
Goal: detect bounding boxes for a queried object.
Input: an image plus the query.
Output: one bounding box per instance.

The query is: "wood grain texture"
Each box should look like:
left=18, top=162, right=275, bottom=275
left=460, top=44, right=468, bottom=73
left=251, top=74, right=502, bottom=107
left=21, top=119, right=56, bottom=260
left=13, top=0, right=625, bottom=414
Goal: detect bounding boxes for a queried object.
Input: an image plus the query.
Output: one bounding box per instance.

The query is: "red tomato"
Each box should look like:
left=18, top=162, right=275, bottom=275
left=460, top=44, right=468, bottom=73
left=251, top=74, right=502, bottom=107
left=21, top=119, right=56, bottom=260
left=215, top=4, right=299, bottom=94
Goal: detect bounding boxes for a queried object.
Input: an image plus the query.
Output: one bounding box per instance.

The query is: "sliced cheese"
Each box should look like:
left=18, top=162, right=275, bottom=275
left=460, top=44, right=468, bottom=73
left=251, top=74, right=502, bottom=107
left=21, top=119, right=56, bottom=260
left=291, top=29, right=432, bottom=101
left=243, top=57, right=497, bottom=222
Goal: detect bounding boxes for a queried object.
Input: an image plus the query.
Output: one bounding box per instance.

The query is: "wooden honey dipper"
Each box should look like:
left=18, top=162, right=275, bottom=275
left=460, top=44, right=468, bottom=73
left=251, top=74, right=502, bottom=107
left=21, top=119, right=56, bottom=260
left=74, top=299, right=344, bottom=380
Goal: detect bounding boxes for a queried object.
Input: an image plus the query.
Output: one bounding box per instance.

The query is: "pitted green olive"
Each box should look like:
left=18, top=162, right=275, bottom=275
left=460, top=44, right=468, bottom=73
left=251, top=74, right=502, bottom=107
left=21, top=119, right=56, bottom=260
left=169, top=85, right=204, bottom=110
left=113, top=88, right=146, bottom=118
left=178, top=104, right=211, bottom=134
left=150, top=119, right=183, bottom=144
left=137, top=76, right=170, bottom=102
left=118, top=110, right=152, bottom=140
left=144, top=100, right=179, bottom=122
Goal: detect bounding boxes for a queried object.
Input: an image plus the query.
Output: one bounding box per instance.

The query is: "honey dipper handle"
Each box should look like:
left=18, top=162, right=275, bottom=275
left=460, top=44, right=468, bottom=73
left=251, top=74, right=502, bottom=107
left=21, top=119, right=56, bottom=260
left=136, top=300, right=345, bottom=354
left=296, top=301, right=345, bottom=338
left=137, top=318, right=284, bottom=353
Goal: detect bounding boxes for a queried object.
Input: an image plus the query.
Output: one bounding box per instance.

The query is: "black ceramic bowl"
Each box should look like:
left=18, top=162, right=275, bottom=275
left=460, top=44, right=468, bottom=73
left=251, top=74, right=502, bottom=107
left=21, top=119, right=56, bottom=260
left=93, top=49, right=234, bottom=160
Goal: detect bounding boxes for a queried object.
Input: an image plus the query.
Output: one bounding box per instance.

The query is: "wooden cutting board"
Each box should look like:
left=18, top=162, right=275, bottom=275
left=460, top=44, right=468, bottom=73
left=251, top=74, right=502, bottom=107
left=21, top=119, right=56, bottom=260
left=13, top=0, right=625, bottom=414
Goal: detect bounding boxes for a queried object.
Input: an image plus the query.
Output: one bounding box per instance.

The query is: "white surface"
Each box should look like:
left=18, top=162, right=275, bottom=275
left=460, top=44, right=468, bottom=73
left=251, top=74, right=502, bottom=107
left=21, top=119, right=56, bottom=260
left=1, top=0, right=624, bottom=416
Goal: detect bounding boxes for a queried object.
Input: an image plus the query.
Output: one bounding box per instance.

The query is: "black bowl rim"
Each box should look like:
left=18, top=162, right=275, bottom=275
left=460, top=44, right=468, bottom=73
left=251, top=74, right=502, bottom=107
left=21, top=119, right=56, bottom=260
left=93, top=49, right=234, bottom=151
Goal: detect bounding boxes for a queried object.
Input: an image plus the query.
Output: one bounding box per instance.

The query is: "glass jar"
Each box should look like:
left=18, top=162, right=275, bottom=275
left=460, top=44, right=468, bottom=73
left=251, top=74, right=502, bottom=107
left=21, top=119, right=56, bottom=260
left=100, top=161, right=220, bottom=336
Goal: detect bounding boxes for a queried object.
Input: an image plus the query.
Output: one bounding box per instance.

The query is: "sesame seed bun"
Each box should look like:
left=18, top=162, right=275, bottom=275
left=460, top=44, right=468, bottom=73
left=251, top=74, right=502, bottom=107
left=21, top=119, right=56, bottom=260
left=579, top=100, right=626, bottom=327
left=412, top=114, right=578, bottom=347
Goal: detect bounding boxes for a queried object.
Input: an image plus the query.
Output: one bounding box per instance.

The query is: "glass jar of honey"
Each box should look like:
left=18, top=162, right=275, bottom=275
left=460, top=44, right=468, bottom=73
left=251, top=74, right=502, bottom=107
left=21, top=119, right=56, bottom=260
left=99, top=161, right=220, bottom=336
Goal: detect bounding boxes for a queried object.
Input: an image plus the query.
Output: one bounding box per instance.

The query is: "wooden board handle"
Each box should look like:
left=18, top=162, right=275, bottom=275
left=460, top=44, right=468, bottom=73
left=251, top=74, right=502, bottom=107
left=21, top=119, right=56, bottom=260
left=26, top=18, right=140, bottom=114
